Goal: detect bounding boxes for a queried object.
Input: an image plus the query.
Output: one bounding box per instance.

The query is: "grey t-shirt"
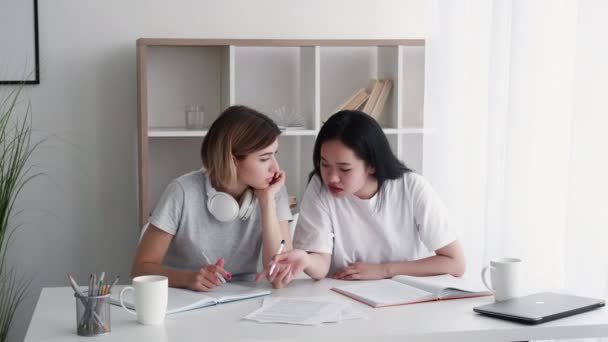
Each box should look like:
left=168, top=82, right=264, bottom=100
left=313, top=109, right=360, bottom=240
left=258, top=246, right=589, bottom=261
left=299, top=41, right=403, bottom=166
left=150, top=170, right=292, bottom=277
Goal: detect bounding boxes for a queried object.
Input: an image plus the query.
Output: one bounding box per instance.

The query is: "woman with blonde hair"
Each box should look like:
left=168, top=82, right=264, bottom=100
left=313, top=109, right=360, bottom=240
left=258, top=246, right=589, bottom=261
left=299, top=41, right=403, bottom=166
left=132, top=105, right=293, bottom=291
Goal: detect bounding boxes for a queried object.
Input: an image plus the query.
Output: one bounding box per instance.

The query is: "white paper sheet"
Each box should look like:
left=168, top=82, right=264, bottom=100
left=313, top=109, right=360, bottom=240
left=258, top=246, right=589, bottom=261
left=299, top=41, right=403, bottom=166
left=244, top=297, right=366, bottom=325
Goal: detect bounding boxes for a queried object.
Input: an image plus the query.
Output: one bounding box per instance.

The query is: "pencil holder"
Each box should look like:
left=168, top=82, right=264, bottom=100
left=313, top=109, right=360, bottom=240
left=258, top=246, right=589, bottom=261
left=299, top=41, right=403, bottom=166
left=75, top=293, right=111, bottom=336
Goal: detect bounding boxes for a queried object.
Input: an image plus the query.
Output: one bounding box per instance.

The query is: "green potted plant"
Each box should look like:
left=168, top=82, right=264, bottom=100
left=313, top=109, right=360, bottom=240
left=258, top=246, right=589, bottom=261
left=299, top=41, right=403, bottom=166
left=0, top=86, right=42, bottom=342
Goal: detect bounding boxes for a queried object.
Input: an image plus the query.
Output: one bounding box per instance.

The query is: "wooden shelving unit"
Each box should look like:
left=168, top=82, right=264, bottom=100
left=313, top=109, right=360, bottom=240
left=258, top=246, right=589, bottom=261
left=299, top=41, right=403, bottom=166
left=137, top=39, right=426, bottom=227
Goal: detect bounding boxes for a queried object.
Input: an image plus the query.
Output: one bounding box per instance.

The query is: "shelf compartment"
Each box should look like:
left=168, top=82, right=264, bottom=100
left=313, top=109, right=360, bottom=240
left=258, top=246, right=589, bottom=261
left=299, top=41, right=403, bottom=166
left=146, top=46, right=232, bottom=130
left=401, top=46, right=425, bottom=128
left=234, top=46, right=317, bottom=131
left=320, top=46, right=402, bottom=129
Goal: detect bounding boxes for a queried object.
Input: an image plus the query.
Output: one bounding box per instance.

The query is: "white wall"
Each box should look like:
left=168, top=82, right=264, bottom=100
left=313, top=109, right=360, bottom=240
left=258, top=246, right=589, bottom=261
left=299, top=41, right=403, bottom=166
left=5, top=1, right=434, bottom=340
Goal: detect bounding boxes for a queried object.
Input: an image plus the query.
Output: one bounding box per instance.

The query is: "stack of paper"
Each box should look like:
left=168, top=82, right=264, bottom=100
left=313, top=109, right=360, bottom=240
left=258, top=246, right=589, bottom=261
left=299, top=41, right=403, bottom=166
left=243, top=297, right=366, bottom=325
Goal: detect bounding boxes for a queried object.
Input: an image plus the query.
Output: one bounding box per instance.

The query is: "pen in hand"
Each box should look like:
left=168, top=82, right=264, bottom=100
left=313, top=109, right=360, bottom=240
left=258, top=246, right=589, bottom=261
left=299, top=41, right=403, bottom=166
left=215, top=272, right=226, bottom=284
left=268, top=239, right=286, bottom=276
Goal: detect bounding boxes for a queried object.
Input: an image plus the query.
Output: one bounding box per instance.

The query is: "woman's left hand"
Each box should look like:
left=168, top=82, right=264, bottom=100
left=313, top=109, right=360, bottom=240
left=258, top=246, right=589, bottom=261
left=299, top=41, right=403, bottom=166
left=254, top=170, right=286, bottom=204
left=332, top=262, right=390, bottom=280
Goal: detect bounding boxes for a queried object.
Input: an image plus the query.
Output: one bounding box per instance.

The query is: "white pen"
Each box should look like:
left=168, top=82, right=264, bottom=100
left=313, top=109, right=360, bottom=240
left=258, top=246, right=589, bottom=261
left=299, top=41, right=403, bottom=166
left=215, top=271, right=226, bottom=284
left=268, top=239, right=286, bottom=276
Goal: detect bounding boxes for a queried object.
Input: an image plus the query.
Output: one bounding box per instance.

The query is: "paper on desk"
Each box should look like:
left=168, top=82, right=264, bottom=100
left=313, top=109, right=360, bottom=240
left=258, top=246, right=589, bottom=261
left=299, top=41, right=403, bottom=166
left=244, top=297, right=366, bottom=325
left=246, top=297, right=342, bottom=325
left=262, top=296, right=366, bottom=322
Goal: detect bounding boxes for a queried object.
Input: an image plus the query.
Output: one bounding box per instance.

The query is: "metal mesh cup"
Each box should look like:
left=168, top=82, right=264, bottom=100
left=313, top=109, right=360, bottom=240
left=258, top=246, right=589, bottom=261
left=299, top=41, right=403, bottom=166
left=75, top=293, right=111, bottom=336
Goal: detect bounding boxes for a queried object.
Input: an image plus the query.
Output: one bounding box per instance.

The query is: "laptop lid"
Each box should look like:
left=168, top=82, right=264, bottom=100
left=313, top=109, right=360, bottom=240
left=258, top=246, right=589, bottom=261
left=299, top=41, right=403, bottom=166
left=473, top=292, right=605, bottom=325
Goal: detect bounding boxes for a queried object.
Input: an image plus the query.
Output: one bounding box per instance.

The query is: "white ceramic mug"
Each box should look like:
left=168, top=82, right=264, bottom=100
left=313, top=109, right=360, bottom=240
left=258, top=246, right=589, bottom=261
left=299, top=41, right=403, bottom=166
left=481, top=258, right=521, bottom=302
left=119, top=275, right=168, bottom=325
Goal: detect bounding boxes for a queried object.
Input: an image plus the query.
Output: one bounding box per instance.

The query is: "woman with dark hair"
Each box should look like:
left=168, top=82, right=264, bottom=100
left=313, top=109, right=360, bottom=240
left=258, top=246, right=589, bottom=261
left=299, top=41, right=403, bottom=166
left=132, top=105, right=293, bottom=291
left=258, top=110, right=465, bottom=288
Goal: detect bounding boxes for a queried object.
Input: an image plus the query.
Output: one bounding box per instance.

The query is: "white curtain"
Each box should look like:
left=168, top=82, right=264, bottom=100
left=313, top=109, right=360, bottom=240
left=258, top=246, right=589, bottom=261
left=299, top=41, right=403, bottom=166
left=424, top=2, right=608, bottom=340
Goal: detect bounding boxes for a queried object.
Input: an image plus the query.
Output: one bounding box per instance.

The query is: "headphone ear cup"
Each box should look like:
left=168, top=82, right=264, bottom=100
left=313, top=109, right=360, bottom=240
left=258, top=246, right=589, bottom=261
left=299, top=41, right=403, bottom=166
left=208, top=192, right=240, bottom=222
left=238, top=189, right=256, bottom=220
left=242, top=196, right=257, bottom=221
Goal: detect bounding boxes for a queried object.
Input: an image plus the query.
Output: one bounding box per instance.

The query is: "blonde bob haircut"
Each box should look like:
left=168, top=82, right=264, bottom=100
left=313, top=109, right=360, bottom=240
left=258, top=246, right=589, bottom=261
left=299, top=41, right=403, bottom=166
left=201, top=105, right=281, bottom=189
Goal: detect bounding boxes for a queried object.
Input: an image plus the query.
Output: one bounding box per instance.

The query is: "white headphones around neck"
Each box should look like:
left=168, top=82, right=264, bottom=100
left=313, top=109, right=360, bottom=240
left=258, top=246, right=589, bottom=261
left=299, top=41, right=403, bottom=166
left=205, top=175, right=257, bottom=223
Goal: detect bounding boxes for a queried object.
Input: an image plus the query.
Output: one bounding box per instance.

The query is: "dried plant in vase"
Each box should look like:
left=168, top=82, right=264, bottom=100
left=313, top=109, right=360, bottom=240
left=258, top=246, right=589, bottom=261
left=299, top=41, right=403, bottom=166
left=0, top=85, right=43, bottom=342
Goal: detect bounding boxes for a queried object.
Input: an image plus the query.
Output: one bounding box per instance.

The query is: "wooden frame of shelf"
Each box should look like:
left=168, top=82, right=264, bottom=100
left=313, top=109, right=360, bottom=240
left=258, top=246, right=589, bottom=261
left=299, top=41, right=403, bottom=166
left=137, top=38, right=426, bottom=227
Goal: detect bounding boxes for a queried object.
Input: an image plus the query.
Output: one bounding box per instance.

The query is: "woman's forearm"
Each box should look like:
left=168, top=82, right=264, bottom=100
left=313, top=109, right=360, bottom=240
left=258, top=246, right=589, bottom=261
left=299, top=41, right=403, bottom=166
left=303, top=252, right=331, bottom=280
left=131, top=262, right=194, bottom=289
left=259, top=199, right=292, bottom=267
left=384, top=254, right=466, bottom=278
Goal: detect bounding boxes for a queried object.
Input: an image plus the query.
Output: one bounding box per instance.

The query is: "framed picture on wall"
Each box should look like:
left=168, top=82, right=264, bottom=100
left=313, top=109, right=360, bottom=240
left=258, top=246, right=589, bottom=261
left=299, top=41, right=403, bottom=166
left=0, top=0, right=40, bottom=85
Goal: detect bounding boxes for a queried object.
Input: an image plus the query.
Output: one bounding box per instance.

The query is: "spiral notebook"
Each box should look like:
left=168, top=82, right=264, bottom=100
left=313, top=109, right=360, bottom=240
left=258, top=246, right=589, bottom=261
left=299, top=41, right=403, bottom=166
left=109, top=283, right=270, bottom=314
left=332, top=274, right=493, bottom=308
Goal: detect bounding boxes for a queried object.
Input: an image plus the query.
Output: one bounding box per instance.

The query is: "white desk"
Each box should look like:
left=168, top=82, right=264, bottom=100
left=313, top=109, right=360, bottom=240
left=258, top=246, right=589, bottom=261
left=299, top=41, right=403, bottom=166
left=25, top=279, right=608, bottom=342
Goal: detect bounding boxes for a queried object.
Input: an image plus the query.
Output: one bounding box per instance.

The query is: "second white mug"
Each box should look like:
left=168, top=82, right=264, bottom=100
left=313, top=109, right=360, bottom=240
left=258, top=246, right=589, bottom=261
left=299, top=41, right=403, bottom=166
left=481, top=257, right=521, bottom=302
left=119, top=275, right=168, bottom=325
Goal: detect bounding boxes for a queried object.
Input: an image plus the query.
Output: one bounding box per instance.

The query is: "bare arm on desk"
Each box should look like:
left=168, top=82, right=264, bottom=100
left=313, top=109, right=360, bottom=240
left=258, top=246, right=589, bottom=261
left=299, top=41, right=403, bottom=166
left=334, top=240, right=466, bottom=280
left=386, top=240, right=465, bottom=277
left=303, top=252, right=332, bottom=280
left=256, top=249, right=331, bottom=288
left=256, top=184, right=293, bottom=267
left=131, top=224, right=228, bottom=291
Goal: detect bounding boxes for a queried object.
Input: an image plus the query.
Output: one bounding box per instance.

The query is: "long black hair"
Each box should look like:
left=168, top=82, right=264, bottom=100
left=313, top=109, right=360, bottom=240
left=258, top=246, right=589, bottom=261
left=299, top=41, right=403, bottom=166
left=310, top=110, right=412, bottom=208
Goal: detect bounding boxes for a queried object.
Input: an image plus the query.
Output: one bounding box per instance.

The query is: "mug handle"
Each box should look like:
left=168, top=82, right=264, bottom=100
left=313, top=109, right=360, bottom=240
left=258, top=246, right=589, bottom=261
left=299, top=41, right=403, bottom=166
left=119, top=286, right=137, bottom=315
left=481, top=266, right=495, bottom=292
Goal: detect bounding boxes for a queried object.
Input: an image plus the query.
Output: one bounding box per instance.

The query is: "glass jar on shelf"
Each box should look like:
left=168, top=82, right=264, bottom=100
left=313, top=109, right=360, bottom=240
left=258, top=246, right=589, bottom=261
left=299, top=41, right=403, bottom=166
left=185, top=105, right=205, bottom=130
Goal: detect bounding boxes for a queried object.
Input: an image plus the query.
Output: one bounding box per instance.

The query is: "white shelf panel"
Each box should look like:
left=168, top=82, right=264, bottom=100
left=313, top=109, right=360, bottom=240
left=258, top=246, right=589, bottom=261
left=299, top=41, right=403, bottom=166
left=149, top=127, right=318, bottom=137
left=280, top=129, right=317, bottom=136
left=383, top=127, right=426, bottom=134
left=149, top=127, right=208, bottom=137
left=149, top=127, right=426, bottom=137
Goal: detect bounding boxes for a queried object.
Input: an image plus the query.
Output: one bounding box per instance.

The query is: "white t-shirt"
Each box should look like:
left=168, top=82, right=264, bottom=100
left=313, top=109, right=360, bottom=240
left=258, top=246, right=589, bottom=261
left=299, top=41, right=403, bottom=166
left=293, top=173, right=457, bottom=275
left=150, top=170, right=292, bottom=277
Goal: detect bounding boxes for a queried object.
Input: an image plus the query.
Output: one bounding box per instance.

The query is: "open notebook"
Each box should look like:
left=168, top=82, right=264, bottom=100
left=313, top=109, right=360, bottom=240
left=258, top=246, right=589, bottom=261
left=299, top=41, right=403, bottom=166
left=332, top=274, right=493, bottom=308
left=109, top=283, right=270, bottom=314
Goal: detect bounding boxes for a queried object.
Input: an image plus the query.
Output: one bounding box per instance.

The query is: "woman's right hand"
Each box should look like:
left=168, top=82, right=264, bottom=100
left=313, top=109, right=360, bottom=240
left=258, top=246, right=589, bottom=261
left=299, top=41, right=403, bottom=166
left=255, top=249, right=310, bottom=288
left=255, top=170, right=286, bottom=206
left=186, top=258, right=231, bottom=292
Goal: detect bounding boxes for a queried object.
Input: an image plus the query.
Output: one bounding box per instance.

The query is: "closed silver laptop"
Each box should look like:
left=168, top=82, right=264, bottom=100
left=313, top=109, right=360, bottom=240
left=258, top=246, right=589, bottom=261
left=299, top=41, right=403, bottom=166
left=474, top=292, right=605, bottom=324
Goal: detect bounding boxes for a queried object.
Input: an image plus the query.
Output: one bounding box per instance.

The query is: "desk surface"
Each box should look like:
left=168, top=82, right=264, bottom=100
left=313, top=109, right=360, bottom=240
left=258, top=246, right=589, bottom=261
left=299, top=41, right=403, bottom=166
left=25, top=278, right=608, bottom=342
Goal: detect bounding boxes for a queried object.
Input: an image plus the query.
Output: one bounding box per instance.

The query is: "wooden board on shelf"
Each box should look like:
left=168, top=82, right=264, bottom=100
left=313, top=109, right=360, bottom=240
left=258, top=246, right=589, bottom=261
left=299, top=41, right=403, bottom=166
left=137, top=38, right=425, bottom=47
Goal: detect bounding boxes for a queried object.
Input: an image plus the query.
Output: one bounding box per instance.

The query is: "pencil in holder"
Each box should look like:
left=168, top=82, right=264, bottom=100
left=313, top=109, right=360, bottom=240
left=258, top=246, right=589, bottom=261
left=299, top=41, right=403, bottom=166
left=74, top=292, right=111, bottom=336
